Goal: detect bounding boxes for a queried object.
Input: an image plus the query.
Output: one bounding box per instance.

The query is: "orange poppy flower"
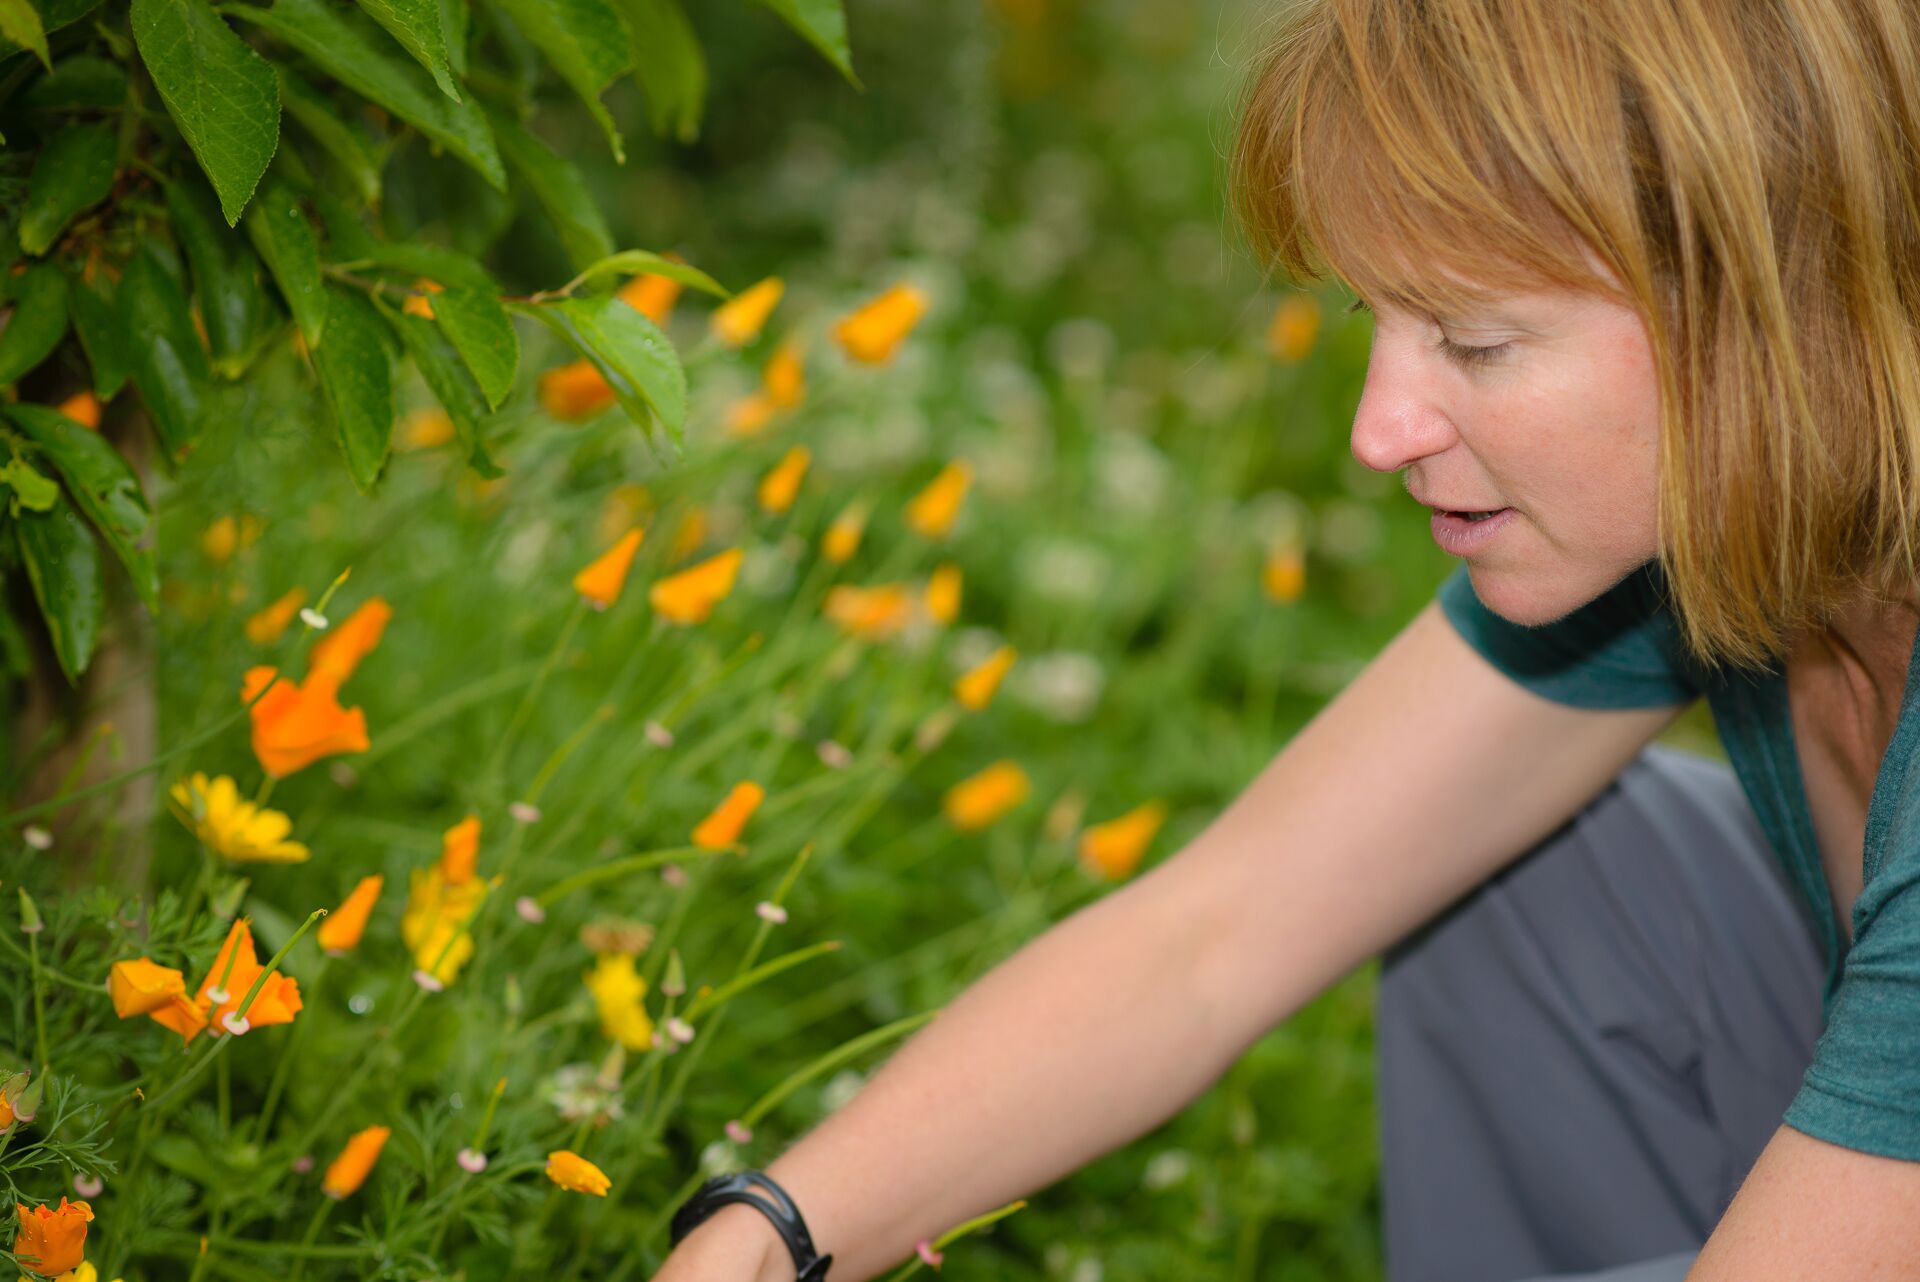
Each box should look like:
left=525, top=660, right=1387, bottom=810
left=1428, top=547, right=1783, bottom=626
left=317, top=875, right=384, bottom=954
left=245, top=587, right=306, bottom=646
left=905, top=462, right=973, bottom=540
left=756, top=447, right=811, bottom=515
left=108, top=958, right=188, bottom=1018
left=824, top=583, right=914, bottom=641
left=539, top=359, right=617, bottom=421
left=822, top=502, right=868, bottom=564
left=545, top=1150, right=612, bottom=1196
left=923, top=563, right=962, bottom=626
left=154, top=919, right=302, bottom=1044
left=240, top=665, right=370, bottom=780
left=763, top=336, right=806, bottom=409
left=650, top=549, right=742, bottom=625
left=574, top=528, right=646, bottom=609
left=323, top=1124, right=391, bottom=1198
left=692, top=781, right=765, bottom=851
left=1078, top=800, right=1168, bottom=880
left=13, top=1198, right=93, bottom=1277
left=618, top=266, right=684, bottom=326
left=832, top=283, right=928, bottom=364
left=308, top=597, right=393, bottom=687
left=710, top=277, right=783, bottom=348
left=440, top=815, right=482, bottom=883
left=955, top=645, right=1015, bottom=711
left=943, top=761, right=1031, bottom=832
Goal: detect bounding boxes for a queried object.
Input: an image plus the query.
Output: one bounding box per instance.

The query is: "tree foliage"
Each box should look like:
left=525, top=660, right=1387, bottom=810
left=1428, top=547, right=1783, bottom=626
left=0, top=0, right=851, bottom=685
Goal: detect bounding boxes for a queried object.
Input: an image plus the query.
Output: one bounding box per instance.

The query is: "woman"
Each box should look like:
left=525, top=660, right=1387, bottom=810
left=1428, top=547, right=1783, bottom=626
left=657, top=1, right=1920, bottom=1278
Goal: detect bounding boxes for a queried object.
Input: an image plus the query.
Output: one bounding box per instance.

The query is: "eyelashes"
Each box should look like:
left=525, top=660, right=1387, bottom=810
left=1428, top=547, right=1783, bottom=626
left=1343, top=295, right=1510, bottom=369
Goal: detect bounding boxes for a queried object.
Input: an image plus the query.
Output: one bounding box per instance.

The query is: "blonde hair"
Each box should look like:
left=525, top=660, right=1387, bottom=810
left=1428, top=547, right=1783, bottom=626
left=1229, top=0, right=1920, bottom=674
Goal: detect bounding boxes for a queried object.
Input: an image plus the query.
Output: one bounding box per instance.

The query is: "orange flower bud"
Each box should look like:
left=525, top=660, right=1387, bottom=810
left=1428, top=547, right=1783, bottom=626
left=943, top=761, right=1030, bottom=831
left=539, top=359, right=617, bottom=421
left=762, top=336, right=806, bottom=409
left=1078, top=800, right=1168, bottom=881
left=109, top=958, right=188, bottom=1018
left=824, top=584, right=913, bottom=641
left=55, top=390, right=101, bottom=430
left=923, top=563, right=962, bottom=626
left=821, top=502, right=868, bottom=564
left=246, top=587, right=307, bottom=647
left=905, top=461, right=972, bottom=540
left=545, top=1149, right=612, bottom=1196
left=756, top=446, right=810, bottom=516
left=650, top=548, right=742, bottom=625
left=13, top=1198, right=93, bottom=1277
left=832, top=283, right=928, bottom=364
left=574, top=527, right=646, bottom=609
left=954, top=645, right=1015, bottom=711
left=618, top=267, right=684, bottom=325
left=709, top=277, right=783, bottom=348
left=440, top=815, right=481, bottom=884
left=317, top=875, right=384, bottom=954
left=692, top=781, right=765, bottom=851
left=322, top=1124, right=391, bottom=1199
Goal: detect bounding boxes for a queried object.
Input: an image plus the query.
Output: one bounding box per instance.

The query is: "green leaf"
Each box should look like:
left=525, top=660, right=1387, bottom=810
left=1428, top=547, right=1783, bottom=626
left=276, top=64, right=384, bottom=206
left=0, top=262, right=68, bottom=385
left=242, top=177, right=325, bottom=349
left=0, top=457, right=59, bottom=512
left=14, top=493, right=102, bottom=684
left=20, top=125, right=116, bottom=255
left=438, top=0, right=465, bottom=77
left=379, top=299, right=502, bottom=478
left=0, top=580, right=31, bottom=679
left=164, top=176, right=274, bottom=377
left=430, top=285, right=516, bottom=411
left=493, top=0, right=631, bottom=162
left=569, top=248, right=728, bottom=299
left=6, top=403, right=159, bottom=613
left=313, top=284, right=395, bottom=492
left=756, top=0, right=858, bottom=88
left=484, top=104, right=613, bottom=273
left=0, top=0, right=95, bottom=61
left=228, top=0, right=505, bottom=192
left=515, top=293, right=686, bottom=446
left=119, top=242, right=211, bottom=459
left=612, top=0, right=704, bottom=143
left=330, top=239, right=496, bottom=292
left=132, top=0, right=281, bottom=225
left=15, top=54, right=126, bottom=110
left=65, top=266, right=127, bottom=399
left=0, top=0, right=51, bottom=72
left=355, top=0, right=460, bottom=101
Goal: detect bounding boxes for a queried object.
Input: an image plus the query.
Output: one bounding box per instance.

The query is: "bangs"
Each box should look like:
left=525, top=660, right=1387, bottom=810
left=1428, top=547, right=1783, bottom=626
left=1231, top=0, right=1626, bottom=319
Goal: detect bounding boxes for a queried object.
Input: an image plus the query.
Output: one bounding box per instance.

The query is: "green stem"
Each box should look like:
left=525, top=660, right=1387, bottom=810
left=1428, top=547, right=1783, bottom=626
left=28, top=928, right=50, bottom=1075
left=533, top=845, right=713, bottom=908
left=480, top=596, right=590, bottom=793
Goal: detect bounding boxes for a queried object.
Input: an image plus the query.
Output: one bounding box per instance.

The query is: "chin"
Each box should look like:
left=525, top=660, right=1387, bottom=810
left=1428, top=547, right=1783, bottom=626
left=1458, top=562, right=1615, bottom=628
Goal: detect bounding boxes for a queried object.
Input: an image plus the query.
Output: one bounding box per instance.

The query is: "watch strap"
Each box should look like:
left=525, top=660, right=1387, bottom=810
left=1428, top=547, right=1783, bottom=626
left=669, top=1170, right=833, bottom=1281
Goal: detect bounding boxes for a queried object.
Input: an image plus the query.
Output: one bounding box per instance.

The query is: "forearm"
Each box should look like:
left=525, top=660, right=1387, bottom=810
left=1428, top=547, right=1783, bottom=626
left=728, top=877, right=1239, bottom=1281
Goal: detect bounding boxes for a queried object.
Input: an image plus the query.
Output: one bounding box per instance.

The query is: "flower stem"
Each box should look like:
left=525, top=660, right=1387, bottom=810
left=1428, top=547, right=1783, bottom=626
left=480, top=596, right=590, bottom=795
left=28, top=928, right=50, bottom=1075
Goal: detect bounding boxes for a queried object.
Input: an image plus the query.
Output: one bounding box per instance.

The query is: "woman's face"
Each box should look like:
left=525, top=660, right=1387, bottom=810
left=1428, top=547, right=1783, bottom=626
left=1346, top=265, right=1663, bottom=626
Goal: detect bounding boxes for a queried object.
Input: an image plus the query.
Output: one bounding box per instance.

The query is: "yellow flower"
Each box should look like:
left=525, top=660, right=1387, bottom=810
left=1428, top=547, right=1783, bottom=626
left=954, top=645, right=1015, bottom=711
left=13, top=1199, right=92, bottom=1278
left=618, top=264, right=685, bottom=325
left=440, top=814, right=481, bottom=883
left=725, top=392, right=776, bottom=439
left=545, top=1150, right=612, bottom=1196
left=401, top=406, right=456, bottom=450
left=322, top=1125, right=391, bottom=1199
left=583, top=954, right=655, bottom=1050
left=200, top=514, right=263, bottom=564
left=401, top=864, right=486, bottom=985
left=574, top=527, right=646, bottom=610
left=1266, top=292, right=1321, bottom=363
left=55, top=390, right=101, bottom=431
left=924, top=563, right=962, bottom=626
left=821, top=502, right=868, bottom=564
left=943, top=761, right=1030, bottom=832
left=539, top=359, right=616, bottom=422
left=402, top=277, right=443, bottom=320
left=905, top=461, right=972, bottom=539
left=763, top=336, right=806, bottom=409
left=245, top=587, right=306, bottom=646
left=1078, top=801, right=1168, bottom=881
left=167, top=773, right=310, bottom=864
left=650, top=549, right=743, bottom=625
left=1262, top=545, right=1305, bottom=603
left=692, top=781, right=765, bottom=850
left=757, top=446, right=811, bottom=516
left=832, top=283, right=928, bottom=364
left=108, top=959, right=187, bottom=1019
left=710, top=277, right=784, bottom=347
left=316, top=875, right=383, bottom=954
left=824, top=584, right=913, bottom=641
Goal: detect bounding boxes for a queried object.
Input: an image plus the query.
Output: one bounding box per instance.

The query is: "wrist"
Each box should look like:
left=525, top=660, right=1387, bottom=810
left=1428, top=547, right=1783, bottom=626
left=689, top=1202, right=793, bottom=1281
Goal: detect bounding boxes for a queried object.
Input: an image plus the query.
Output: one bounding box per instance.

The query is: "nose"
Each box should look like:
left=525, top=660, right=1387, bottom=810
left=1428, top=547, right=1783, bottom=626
left=1349, top=333, right=1461, bottom=475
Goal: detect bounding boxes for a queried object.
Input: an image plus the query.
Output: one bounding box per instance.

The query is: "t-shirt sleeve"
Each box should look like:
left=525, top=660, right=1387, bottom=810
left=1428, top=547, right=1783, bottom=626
left=1435, top=560, right=1701, bottom=709
left=1781, top=765, right=1920, bottom=1161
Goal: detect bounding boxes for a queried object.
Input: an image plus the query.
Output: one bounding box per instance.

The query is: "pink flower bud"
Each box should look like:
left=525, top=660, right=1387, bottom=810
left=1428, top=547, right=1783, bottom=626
left=667, top=1017, right=695, bottom=1044
left=457, top=1148, right=489, bottom=1173
left=412, top=969, right=445, bottom=993
left=645, top=720, right=675, bottom=748
left=755, top=901, right=788, bottom=924
left=515, top=896, right=547, bottom=924
left=509, top=801, right=542, bottom=824
left=291, top=1154, right=315, bottom=1174
left=816, top=740, right=853, bottom=769
left=73, top=1174, right=103, bottom=1198
left=724, top=1119, right=753, bottom=1144
left=661, top=863, right=689, bottom=888
left=21, top=826, right=52, bottom=851
left=916, top=1240, right=945, bottom=1268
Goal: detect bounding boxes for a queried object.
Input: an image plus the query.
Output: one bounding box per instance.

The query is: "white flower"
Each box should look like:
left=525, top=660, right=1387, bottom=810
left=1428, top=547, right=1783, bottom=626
left=299, top=608, right=329, bottom=630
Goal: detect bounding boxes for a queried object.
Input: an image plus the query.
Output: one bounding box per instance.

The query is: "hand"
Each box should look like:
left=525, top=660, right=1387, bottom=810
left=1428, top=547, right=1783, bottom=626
left=648, top=1203, right=792, bottom=1282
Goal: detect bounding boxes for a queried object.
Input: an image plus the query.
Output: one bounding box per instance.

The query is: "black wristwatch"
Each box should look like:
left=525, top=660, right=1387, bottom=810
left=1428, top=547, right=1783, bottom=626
left=669, top=1169, right=834, bottom=1281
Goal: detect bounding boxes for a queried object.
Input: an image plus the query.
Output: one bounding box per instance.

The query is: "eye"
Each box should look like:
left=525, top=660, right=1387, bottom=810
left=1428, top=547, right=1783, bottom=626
left=1432, top=333, right=1511, bottom=369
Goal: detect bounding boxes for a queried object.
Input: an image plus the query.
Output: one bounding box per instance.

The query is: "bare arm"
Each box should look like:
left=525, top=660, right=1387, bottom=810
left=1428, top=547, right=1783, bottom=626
left=661, top=599, right=1689, bottom=1280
